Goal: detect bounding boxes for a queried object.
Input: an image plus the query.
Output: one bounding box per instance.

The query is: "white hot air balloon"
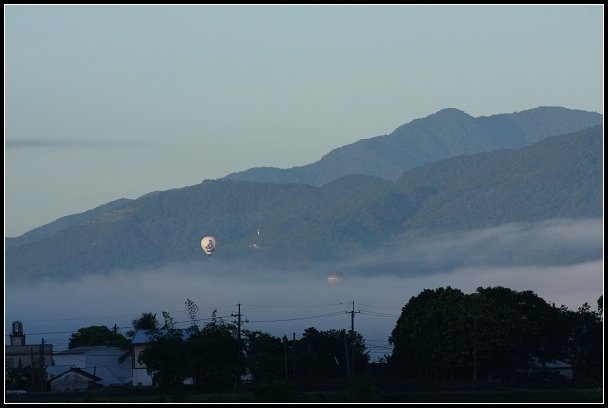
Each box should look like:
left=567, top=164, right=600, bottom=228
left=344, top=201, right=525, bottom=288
left=201, top=236, right=216, bottom=256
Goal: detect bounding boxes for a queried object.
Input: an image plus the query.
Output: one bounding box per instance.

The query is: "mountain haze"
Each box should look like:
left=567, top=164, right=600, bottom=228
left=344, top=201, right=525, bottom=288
left=6, top=125, right=603, bottom=282
left=224, top=107, right=602, bottom=185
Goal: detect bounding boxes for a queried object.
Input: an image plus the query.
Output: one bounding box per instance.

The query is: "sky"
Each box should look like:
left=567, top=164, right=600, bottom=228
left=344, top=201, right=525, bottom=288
left=3, top=5, right=604, bottom=237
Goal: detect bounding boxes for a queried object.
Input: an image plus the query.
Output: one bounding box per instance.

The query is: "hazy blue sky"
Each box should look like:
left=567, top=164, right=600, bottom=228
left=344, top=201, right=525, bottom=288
left=4, top=5, right=604, bottom=237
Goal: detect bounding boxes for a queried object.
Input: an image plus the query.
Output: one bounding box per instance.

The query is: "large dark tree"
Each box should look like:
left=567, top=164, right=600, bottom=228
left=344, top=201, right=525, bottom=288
left=297, top=327, right=368, bottom=383
left=138, top=301, right=241, bottom=391
left=388, top=286, right=599, bottom=384
left=389, top=287, right=472, bottom=380
left=129, top=312, right=160, bottom=336
left=473, top=286, right=562, bottom=381
left=137, top=312, right=188, bottom=388
left=568, top=300, right=603, bottom=387
left=244, top=330, right=285, bottom=383
left=68, top=325, right=129, bottom=349
left=185, top=310, right=241, bottom=390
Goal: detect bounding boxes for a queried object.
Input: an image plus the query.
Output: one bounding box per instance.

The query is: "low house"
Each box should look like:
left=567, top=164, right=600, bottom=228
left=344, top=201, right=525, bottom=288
left=51, top=346, right=132, bottom=387
left=49, top=368, right=102, bottom=392
left=543, top=360, right=574, bottom=381
left=529, top=357, right=574, bottom=382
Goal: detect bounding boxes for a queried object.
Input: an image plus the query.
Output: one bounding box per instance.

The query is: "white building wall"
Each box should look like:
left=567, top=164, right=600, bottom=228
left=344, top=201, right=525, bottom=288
left=132, top=345, right=153, bottom=386
left=132, top=368, right=154, bottom=386
left=85, top=348, right=131, bottom=381
left=54, top=353, right=86, bottom=367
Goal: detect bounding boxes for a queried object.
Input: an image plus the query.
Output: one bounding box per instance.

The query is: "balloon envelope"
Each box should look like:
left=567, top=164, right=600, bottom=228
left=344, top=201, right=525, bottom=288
left=201, top=236, right=216, bottom=255
left=327, top=271, right=343, bottom=283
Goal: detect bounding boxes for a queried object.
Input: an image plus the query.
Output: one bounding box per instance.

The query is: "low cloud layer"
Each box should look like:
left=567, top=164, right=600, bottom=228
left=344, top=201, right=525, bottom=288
left=336, top=218, right=603, bottom=276
left=5, top=218, right=603, bottom=361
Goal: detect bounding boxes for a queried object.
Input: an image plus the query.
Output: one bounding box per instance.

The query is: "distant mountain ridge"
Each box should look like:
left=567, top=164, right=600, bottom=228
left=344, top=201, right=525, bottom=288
left=6, top=198, right=134, bottom=248
left=224, top=106, right=602, bottom=185
left=6, top=106, right=600, bottom=244
left=6, top=124, right=603, bottom=282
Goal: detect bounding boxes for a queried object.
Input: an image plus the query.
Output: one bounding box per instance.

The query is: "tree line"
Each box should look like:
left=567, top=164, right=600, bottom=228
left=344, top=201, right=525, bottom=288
left=389, top=286, right=602, bottom=387
left=135, top=301, right=369, bottom=390
left=8, top=286, right=601, bottom=392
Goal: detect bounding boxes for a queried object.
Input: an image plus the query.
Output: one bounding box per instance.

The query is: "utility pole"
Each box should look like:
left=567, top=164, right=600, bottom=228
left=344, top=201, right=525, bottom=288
left=231, top=304, right=246, bottom=391
left=346, top=301, right=360, bottom=377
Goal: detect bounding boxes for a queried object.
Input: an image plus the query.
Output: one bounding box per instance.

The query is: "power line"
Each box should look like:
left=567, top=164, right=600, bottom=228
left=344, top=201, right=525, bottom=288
left=242, top=303, right=343, bottom=308
left=10, top=305, right=239, bottom=325
left=7, top=311, right=347, bottom=337
left=7, top=302, right=401, bottom=360
left=248, top=311, right=344, bottom=323
left=360, top=310, right=400, bottom=318
left=16, top=315, right=142, bottom=323
left=9, top=301, right=392, bottom=326
left=357, top=302, right=402, bottom=311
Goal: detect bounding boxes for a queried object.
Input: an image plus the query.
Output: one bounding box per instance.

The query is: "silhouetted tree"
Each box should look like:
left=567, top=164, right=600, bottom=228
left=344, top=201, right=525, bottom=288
left=186, top=309, right=241, bottom=390
left=389, top=287, right=473, bottom=380
left=137, top=301, right=242, bottom=391
left=244, top=330, right=285, bottom=383
left=474, top=286, right=559, bottom=381
left=298, top=327, right=368, bottom=383
left=126, top=312, right=160, bottom=338
left=388, top=286, right=592, bottom=384
left=68, top=325, right=129, bottom=349
left=568, top=300, right=603, bottom=386
left=137, top=311, right=188, bottom=389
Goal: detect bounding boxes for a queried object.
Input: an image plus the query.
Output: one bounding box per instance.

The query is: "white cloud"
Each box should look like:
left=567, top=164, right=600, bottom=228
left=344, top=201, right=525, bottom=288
left=5, top=218, right=603, bottom=362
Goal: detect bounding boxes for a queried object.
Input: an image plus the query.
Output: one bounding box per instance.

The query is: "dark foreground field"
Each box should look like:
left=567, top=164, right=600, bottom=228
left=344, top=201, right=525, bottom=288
left=5, top=385, right=603, bottom=404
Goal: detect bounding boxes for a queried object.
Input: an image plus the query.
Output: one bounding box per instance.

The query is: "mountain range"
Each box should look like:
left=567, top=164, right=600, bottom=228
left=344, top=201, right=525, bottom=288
left=224, top=106, right=602, bottom=185
left=5, top=107, right=603, bottom=282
